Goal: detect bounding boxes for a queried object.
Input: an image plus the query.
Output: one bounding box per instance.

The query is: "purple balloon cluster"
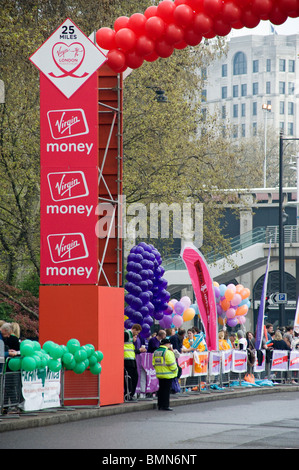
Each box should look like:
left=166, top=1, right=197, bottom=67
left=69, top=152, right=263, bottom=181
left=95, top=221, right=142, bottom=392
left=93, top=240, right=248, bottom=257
left=124, top=242, right=171, bottom=338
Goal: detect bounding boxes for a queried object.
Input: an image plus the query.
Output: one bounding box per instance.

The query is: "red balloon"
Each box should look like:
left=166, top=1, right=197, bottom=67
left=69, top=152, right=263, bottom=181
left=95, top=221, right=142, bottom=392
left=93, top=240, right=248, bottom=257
left=174, top=39, right=188, bottom=49
left=174, top=0, right=187, bottom=5
left=156, top=0, right=176, bottom=24
left=173, top=4, right=194, bottom=27
left=234, top=0, right=251, bottom=6
left=251, top=0, right=273, bottom=16
left=125, top=51, right=144, bottom=69
left=212, top=17, right=232, bottom=36
left=193, top=12, right=213, bottom=34
left=231, top=19, right=244, bottom=29
left=145, top=16, right=166, bottom=39
left=128, top=13, right=147, bottom=35
left=155, top=39, right=174, bottom=58
left=187, top=0, right=204, bottom=12
left=268, top=5, right=288, bottom=24
left=184, top=28, right=202, bottom=46
left=114, top=16, right=130, bottom=32
left=241, top=10, right=260, bottom=28
left=164, top=23, right=185, bottom=44
left=144, top=5, right=158, bottom=18
left=115, top=28, right=137, bottom=51
left=203, top=29, right=216, bottom=38
left=203, top=0, right=223, bottom=17
left=135, top=35, right=155, bottom=56
left=107, top=49, right=126, bottom=71
left=277, top=0, right=299, bottom=16
left=96, top=28, right=116, bottom=50
left=144, top=50, right=160, bottom=62
left=222, top=2, right=241, bottom=24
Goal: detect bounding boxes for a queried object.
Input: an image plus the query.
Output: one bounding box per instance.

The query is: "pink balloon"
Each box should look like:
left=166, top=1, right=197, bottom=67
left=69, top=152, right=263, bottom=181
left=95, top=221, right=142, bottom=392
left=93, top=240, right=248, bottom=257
left=238, top=315, right=246, bottom=325
left=231, top=293, right=242, bottom=307
left=173, top=314, right=183, bottom=328
left=226, top=308, right=236, bottom=319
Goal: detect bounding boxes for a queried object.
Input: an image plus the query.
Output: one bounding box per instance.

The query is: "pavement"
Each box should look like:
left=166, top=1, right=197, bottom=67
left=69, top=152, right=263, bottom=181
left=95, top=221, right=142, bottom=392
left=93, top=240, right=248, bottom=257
left=1, top=383, right=299, bottom=433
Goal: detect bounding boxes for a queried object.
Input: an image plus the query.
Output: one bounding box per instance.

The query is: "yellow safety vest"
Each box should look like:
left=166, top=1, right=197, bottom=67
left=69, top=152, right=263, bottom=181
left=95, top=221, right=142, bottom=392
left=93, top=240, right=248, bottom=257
left=152, top=346, right=178, bottom=379
left=124, top=329, right=135, bottom=360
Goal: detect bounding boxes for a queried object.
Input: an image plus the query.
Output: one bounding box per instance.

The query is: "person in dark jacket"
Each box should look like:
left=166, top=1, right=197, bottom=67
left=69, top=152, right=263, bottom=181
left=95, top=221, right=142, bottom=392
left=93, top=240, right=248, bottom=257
left=272, top=329, right=291, bottom=350
left=169, top=328, right=185, bottom=353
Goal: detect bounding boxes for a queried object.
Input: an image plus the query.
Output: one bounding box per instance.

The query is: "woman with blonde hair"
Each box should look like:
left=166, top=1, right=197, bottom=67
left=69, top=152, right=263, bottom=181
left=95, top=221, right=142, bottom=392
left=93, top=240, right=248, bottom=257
left=218, top=330, right=231, bottom=350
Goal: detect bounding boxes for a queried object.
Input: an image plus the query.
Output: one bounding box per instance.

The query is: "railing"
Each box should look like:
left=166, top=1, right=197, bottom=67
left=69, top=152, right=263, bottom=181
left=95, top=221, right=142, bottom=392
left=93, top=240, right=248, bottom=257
left=163, top=225, right=299, bottom=271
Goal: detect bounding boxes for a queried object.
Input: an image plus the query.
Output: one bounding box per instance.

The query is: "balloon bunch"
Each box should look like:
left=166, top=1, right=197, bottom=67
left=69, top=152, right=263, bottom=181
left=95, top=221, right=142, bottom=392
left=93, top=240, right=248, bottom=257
left=8, top=338, right=103, bottom=375
left=95, top=0, right=298, bottom=73
left=124, top=242, right=171, bottom=338
left=160, top=296, right=198, bottom=329
left=214, top=282, right=251, bottom=328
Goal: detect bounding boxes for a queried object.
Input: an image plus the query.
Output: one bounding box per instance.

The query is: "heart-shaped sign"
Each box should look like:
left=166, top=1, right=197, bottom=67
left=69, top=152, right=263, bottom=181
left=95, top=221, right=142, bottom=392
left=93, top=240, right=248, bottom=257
left=50, top=42, right=88, bottom=78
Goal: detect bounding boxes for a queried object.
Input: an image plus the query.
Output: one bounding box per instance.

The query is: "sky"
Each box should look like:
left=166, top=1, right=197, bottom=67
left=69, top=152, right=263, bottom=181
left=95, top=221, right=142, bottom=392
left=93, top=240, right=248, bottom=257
left=229, top=17, right=299, bottom=38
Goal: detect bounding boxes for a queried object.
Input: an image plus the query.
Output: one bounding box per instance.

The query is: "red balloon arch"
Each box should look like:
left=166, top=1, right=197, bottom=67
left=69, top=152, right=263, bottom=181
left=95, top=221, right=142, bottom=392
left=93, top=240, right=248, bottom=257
left=96, top=0, right=299, bottom=73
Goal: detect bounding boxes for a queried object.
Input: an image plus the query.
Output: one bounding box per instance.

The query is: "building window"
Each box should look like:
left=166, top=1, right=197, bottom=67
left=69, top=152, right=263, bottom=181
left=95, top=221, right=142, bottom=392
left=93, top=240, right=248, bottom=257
left=241, top=124, right=246, bottom=137
left=253, top=122, right=257, bottom=136
left=233, top=85, right=238, bottom=97
left=241, top=84, right=247, bottom=96
left=279, top=59, right=286, bottom=72
left=288, top=102, right=294, bottom=115
left=253, top=60, right=259, bottom=73
left=253, top=102, right=257, bottom=116
left=266, top=59, right=271, bottom=72
left=233, top=125, right=238, bottom=138
left=241, top=103, right=246, bottom=117
left=233, top=52, right=247, bottom=75
left=222, top=105, right=226, bottom=119
left=280, top=101, right=285, bottom=114
left=252, top=82, right=258, bottom=95
left=266, top=81, right=271, bottom=94
left=288, top=82, right=295, bottom=95
left=233, top=104, right=238, bottom=118
left=221, top=86, right=227, bottom=99
left=222, top=64, right=227, bottom=77
left=289, top=60, right=295, bottom=73
left=280, top=122, right=284, bottom=133
left=288, top=122, right=294, bottom=136
left=201, top=67, right=207, bottom=80
left=279, top=81, right=286, bottom=94
left=202, top=89, right=207, bottom=101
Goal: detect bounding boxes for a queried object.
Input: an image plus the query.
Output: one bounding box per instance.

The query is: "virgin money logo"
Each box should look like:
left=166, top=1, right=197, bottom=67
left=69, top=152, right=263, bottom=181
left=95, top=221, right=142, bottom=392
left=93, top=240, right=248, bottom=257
left=47, top=232, right=88, bottom=263
left=47, top=109, right=89, bottom=140
left=47, top=171, right=89, bottom=201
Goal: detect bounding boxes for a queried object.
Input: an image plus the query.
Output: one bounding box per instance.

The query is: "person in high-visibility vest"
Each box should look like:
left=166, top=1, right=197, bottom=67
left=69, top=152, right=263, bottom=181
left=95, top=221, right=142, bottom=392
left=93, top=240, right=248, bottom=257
left=124, top=324, right=145, bottom=401
left=152, top=337, right=178, bottom=411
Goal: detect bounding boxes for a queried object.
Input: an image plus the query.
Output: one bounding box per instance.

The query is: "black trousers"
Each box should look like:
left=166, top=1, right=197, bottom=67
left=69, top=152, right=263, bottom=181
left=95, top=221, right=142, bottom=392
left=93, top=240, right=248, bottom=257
left=157, top=378, right=172, bottom=409
left=124, top=359, right=138, bottom=399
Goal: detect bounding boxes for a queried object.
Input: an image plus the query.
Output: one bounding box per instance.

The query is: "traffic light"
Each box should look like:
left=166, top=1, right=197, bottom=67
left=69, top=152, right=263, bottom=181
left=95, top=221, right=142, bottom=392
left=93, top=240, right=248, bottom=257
left=282, top=210, right=289, bottom=225
left=265, top=296, right=270, bottom=317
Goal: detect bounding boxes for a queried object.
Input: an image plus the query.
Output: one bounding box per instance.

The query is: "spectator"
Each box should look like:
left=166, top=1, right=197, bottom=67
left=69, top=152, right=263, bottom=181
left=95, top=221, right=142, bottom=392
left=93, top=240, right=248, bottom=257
left=147, top=329, right=166, bottom=353
left=283, top=326, right=293, bottom=349
left=124, top=323, right=144, bottom=401
left=229, top=332, right=237, bottom=348
left=182, top=328, right=206, bottom=352
left=152, top=338, right=178, bottom=411
left=165, top=328, right=175, bottom=339
left=265, top=323, right=274, bottom=341
left=246, top=331, right=256, bottom=350
left=236, top=330, right=247, bottom=350
left=291, top=328, right=299, bottom=350
left=272, top=329, right=291, bottom=350
left=169, top=328, right=185, bottom=353
left=0, top=323, right=19, bottom=358
left=218, top=330, right=231, bottom=350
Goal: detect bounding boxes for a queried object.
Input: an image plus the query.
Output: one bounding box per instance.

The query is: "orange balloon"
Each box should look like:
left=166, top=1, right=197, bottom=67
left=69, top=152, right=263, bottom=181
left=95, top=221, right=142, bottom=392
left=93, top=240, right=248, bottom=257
left=240, top=288, right=250, bottom=299
left=218, top=317, right=225, bottom=325
left=236, top=305, right=248, bottom=316
left=220, top=299, right=230, bottom=311
left=213, top=281, right=219, bottom=287
left=235, top=284, right=244, bottom=294
left=224, top=288, right=234, bottom=301
left=183, top=308, right=195, bottom=322
left=168, top=301, right=174, bottom=310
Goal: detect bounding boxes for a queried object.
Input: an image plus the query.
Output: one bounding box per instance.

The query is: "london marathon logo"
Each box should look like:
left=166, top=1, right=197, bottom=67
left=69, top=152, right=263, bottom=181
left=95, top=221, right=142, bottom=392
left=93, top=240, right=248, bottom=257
left=49, top=42, right=88, bottom=78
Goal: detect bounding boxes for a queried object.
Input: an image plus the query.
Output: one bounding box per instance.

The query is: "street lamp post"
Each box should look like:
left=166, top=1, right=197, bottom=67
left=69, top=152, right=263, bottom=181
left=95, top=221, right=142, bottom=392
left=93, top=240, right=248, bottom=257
left=279, top=132, right=299, bottom=327
left=262, top=103, right=272, bottom=188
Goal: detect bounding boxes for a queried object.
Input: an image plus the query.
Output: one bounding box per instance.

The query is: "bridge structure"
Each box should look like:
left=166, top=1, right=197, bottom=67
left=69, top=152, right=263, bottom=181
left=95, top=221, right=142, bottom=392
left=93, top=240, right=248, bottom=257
left=163, top=188, right=299, bottom=332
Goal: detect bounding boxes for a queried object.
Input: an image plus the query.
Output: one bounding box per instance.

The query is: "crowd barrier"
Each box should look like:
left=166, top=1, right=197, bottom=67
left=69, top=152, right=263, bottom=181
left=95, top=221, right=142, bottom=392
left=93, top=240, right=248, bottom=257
left=134, top=349, right=299, bottom=398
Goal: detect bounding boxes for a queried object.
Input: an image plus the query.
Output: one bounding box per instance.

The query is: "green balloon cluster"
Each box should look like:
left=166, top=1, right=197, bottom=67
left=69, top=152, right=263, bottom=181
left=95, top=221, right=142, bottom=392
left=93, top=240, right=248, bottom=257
left=8, top=338, right=103, bottom=375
